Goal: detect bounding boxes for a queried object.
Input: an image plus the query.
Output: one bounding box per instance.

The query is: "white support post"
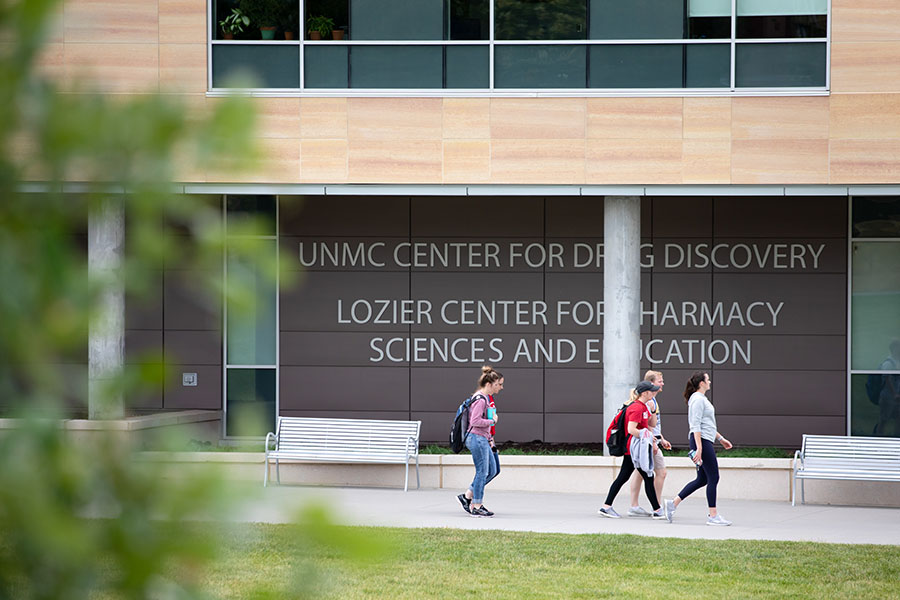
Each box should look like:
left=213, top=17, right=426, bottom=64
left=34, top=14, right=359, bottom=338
left=602, top=195, right=642, bottom=454
left=88, top=197, right=124, bottom=420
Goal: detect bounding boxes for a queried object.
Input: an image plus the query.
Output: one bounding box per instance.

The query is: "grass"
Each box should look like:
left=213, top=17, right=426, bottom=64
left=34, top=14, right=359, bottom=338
left=196, top=523, right=899, bottom=599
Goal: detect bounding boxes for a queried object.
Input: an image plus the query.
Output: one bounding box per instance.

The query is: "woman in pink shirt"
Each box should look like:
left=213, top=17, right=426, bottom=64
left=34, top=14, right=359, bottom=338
left=456, top=365, right=503, bottom=518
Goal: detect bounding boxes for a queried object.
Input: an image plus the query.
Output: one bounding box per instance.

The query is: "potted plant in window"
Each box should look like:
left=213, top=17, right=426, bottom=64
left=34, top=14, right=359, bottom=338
left=282, top=4, right=299, bottom=40
left=239, top=0, right=281, bottom=40
left=219, top=7, right=250, bottom=40
left=306, top=15, right=333, bottom=41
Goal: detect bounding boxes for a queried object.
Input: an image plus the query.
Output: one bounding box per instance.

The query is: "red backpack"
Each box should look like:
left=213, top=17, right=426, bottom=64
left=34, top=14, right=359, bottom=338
left=605, top=403, right=629, bottom=456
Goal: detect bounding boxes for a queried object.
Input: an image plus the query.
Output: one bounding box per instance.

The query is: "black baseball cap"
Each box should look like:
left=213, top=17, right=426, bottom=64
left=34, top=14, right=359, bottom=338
left=635, top=381, right=661, bottom=394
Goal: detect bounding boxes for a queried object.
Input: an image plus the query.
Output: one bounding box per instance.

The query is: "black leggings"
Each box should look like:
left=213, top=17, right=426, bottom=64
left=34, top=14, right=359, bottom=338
left=604, top=454, right=660, bottom=511
left=676, top=437, right=719, bottom=508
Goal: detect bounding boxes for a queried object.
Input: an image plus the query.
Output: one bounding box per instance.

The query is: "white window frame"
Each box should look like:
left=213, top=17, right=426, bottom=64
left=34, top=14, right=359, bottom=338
left=206, top=0, right=830, bottom=97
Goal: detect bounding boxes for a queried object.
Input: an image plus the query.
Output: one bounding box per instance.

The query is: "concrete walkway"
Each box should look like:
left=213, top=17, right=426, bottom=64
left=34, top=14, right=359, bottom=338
left=232, top=485, right=900, bottom=546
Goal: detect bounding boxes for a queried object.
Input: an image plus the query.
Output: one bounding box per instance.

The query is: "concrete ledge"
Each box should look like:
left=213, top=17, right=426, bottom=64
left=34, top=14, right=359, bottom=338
left=0, top=410, right=222, bottom=445
left=142, top=452, right=900, bottom=508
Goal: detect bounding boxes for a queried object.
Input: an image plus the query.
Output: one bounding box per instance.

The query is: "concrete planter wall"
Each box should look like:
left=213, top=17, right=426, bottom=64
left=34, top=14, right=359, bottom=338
left=0, top=410, right=222, bottom=446
left=142, top=452, right=900, bottom=508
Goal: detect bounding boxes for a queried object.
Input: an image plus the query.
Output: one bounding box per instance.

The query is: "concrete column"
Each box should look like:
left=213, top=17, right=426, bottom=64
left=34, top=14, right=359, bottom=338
left=602, top=196, right=641, bottom=454
left=88, top=197, right=124, bottom=420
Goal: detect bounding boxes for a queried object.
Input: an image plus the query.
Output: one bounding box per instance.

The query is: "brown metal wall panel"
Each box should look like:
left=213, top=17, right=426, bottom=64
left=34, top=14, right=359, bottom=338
left=409, top=366, right=543, bottom=413
left=710, top=370, right=846, bottom=416
left=543, top=368, right=603, bottom=413
left=651, top=197, right=713, bottom=236
left=544, top=413, right=606, bottom=443
left=164, top=365, right=221, bottom=410
left=412, top=196, right=543, bottom=237
left=280, top=271, right=411, bottom=331
left=165, top=330, right=221, bottom=366
left=716, top=414, right=846, bottom=447
left=712, top=273, right=846, bottom=335
left=713, top=196, right=846, bottom=238
left=280, top=195, right=410, bottom=236
left=279, top=365, right=410, bottom=411
left=124, top=330, right=162, bottom=363
left=164, top=270, right=221, bottom=330
left=125, top=271, right=163, bottom=329
left=268, top=195, right=849, bottom=446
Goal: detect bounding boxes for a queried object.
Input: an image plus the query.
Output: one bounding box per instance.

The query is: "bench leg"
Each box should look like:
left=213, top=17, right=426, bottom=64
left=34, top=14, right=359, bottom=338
left=404, top=461, right=409, bottom=492
left=276, top=458, right=281, bottom=485
left=264, top=456, right=269, bottom=488
left=416, top=455, right=420, bottom=490
left=791, top=473, right=795, bottom=506
left=801, top=479, right=805, bottom=505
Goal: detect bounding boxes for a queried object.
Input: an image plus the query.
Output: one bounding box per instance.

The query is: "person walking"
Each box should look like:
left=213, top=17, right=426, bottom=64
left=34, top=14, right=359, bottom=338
left=457, top=365, right=502, bottom=517
left=664, top=371, right=733, bottom=526
left=627, top=370, right=671, bottom=517
left=597, top=380, right=666, bottom=520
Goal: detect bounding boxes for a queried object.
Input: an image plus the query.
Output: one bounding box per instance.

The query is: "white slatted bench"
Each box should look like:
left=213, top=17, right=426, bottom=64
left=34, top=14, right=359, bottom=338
left=264, top=417, right=421, bottom=491
left=792, top=434, right=900, bottom=505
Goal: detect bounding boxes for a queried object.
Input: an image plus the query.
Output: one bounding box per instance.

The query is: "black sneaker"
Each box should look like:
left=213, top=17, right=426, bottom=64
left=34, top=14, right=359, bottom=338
left=470, top=505, right=494, bottom=518
left=457, top=494, right=471, bottom=514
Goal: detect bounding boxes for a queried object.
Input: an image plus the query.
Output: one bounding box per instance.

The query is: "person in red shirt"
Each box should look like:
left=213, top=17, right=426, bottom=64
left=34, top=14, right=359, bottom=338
left=597, top=380, right=666, bottom=519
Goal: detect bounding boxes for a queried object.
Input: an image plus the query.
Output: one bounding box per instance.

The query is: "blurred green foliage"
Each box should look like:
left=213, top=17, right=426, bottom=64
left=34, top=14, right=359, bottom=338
left=0, top=1, right=378, bottom=597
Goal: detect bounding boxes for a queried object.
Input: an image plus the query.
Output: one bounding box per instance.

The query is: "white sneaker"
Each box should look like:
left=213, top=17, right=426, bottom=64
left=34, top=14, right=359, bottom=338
left=627, top=506, right=651, bottom=517
left=707, top=514, right=732, bottom=526
left=664, top=499, right=676, bottom=523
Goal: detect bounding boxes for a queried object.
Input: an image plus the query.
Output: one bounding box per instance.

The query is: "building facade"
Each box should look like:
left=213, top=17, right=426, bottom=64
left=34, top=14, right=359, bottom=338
left=37, top=0, right=900, bottom=446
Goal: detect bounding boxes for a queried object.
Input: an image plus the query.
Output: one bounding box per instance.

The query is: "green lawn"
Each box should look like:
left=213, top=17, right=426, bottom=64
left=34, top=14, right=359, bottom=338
left=197, top=524, right=900, bottom=600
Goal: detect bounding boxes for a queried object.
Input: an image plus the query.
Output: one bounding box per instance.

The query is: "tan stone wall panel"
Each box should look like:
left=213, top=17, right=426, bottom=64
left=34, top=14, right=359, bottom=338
left=254, top=98, right=302, bottom=139
left=65, top=0, right=159, bottom=43
left=586, top=139, right=682, bottom=184
left=491, top=99, right=586, bottom=139
left=832, top=0, right=900, bottom=42
left=587, top=98, right=683, bottom=140
left=300, top=98, right=348, bottom=139
left=348, top=98, right=441, bottom=140
left=159, top=44, right=206, bottom=94
left=300, top=140, right=348, bottom=183
left=245, top=138, right=301, bottom=184
left=491, top=139, right=585, bottom=184
left=442, top=140, right=491, bottom=183
left=65, top=43, right=159, bottom=93
left=830, top=139, right=900, bottom=182
left=683, top=139, right=731, bottom=184
left=831, top=42, right=900, bottom=93
left=442, top=99, right=490, bottom=139
left=160, top=0, right=207, bottom=44
left=732, top=97, right=829, bottom=140
left=683, top=98, right=731, bottom=139
left=348, top=140, right=442, bottom=183
left=732, top=139, right=828, bottom=184
left=35, top=43, right=66, bottom=81
left=829, top=93, right=900, bottom=140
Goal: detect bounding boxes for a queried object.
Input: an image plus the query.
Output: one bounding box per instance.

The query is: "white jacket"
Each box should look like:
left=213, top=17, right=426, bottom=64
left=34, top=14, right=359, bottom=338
left=629, top=428, right=655, bottom=475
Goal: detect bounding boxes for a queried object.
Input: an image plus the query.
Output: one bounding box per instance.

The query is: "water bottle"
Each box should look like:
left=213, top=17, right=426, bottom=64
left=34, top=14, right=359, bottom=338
left=688, top=449, right=702, bottom=466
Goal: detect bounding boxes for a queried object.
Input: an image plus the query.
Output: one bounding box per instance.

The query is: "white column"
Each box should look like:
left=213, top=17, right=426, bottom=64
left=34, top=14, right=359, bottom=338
left=88, top=197, right=124, bottom=420
left=602, top=196, right=641, bottom=454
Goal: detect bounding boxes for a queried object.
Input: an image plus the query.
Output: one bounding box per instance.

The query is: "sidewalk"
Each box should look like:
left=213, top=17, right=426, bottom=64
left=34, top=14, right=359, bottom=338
left=231, top=485, right=900, bottom=546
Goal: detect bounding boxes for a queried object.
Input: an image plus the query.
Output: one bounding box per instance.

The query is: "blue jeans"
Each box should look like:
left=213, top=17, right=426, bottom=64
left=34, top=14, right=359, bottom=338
left=466, top=433, right=498, bottom=503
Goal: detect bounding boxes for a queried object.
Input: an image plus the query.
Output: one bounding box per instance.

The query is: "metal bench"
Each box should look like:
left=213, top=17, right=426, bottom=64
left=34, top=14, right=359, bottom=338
left=791, top=434, right=900, bottom=505
left=264, top=417, right=421, bottom=491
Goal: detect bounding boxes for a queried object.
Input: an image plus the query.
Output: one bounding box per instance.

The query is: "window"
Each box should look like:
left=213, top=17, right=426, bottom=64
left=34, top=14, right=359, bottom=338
left=209, top=0, right=828, bottom=93
left=849, top=197, right=900, bottom=437
left=224, top=195, right=279, bottom=437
